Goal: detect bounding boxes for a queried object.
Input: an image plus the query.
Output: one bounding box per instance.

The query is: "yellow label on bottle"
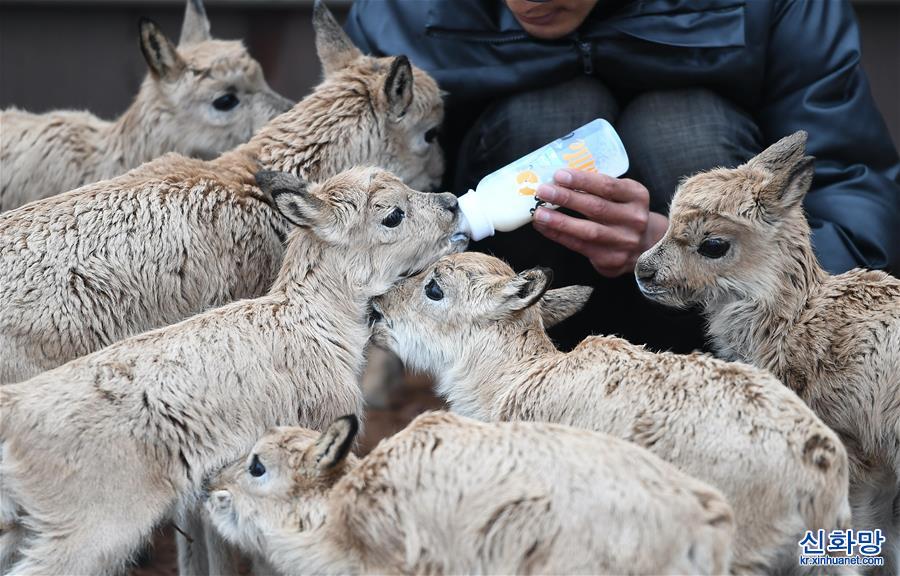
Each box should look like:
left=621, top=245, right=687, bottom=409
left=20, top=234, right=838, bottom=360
left=516, top=169, right=539, bottom=196
left=513, top=139, right=599, bottom=198
left=561, top=140, right=598, bottom=173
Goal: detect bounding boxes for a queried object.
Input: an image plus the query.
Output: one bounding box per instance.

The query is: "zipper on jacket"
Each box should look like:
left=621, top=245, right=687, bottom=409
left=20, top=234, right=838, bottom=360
left=577, top=39, right=594, bottom=75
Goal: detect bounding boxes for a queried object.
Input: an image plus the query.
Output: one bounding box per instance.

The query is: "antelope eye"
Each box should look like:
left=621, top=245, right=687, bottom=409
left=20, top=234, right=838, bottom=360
left=424, top=127, right=439, bottom=143
left=698, top=238, right=731, bottom=259
left=248, top=454, right=266, bottom=477
left=425, top=278, right=444, bottom=301
left=213, top=93, right=240, bottom=111
left=382, top=208, right=405, bottom=228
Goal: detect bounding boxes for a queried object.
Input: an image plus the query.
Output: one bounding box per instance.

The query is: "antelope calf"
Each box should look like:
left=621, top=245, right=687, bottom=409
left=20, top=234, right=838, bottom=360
left=637, top=130, right=900, bottom=574
left=0, top=0, right=292, bottom=211
left=371, top=252, right=853, bottom=574
left=0, top=167, right=464, bottom=575
left=205, top=412, right=735, bottom=575
left=0, top=2, right=445, bottom=384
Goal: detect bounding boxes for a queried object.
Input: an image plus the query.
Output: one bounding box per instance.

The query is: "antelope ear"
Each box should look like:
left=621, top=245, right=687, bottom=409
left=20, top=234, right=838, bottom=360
left=492, top=268, right=553, bottom=318
left=774, top=155, right=815, bottom=210
left=747, top=131, right=815, bottom=212
left=179, top=0, right=212, bottom=46
left=312, top=415, right=359, bottom=471
left=140, top=19, right=186, bottom=82
left=748, top=130, right=808, bottom=174
left=384, top=56, right=414, bottom=119
left=256, top=170, right=329, bottom=229
left=540, top=286, right=593, bottom=328
left=314, top=0, right=363, bottom=76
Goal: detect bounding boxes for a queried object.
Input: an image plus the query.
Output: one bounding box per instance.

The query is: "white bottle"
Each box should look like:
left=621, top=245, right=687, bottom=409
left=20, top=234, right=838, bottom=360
left=458, top=118, right=629, bottom=241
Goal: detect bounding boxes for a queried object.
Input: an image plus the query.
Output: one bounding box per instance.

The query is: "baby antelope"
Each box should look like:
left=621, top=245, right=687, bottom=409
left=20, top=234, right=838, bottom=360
left=206, top=411, right=735, bottom=575
left=0, top=1, right=445, bottom=384
left=636, top=130, right=899, bottom=573
left=371, top=252, right=852, bottom=575
left=1, top=0, right=292, bottom=210
left=0, top=167, right=463, bottom=576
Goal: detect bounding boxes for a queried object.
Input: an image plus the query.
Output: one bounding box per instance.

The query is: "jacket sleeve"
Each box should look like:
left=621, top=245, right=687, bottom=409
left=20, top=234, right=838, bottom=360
left=761, top=0, right=900, bottom=274
left=344, top=0, right=379, bottom=55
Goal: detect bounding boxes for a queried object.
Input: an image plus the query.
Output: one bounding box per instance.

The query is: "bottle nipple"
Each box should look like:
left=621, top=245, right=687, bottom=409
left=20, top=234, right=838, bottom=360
left=457, top=190, right=494, bottom=241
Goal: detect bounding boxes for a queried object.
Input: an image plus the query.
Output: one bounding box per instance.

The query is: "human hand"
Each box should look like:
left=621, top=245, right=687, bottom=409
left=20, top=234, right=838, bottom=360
left=533, top=169, right=668, bottom=277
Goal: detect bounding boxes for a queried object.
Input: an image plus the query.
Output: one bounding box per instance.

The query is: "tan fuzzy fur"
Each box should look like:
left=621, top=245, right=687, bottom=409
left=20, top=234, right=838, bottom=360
left=205, top=411, right=735, bottom=575
left=0, top=166, right=464, bottom=575
left=0, top=2, right=445, bottom=384
left=636, top=130, right=900, bottom=574
left=0, top=0, right=292, bottom=212
left=371, top=252, right=854, bottom=575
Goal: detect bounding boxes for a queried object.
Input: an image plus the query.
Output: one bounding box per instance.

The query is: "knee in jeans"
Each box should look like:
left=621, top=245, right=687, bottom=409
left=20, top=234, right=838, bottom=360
left=625, top=88, right=723, bottom=119
left=620, top=88, right=760, bottom=156
left=476, top=77, right=620, bottom=157
left=617, top=88, right=762, bottom=211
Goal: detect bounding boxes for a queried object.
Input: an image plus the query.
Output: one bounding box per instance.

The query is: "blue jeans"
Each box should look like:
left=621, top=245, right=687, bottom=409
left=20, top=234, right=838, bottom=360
left=452, top=77, right=763, bottom=351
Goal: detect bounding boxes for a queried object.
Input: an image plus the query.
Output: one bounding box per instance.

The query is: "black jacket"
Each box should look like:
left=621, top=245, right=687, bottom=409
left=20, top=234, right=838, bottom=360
left=347, top=0, right=900, bottom=274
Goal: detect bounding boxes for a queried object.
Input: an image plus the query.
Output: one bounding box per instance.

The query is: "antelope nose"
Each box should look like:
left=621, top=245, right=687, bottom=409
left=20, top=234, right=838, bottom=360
left=439, top=193, right=459, bottom=215
left=368, top=304, right=384, bottom=327
left=635, top=261, right=657, bottom=281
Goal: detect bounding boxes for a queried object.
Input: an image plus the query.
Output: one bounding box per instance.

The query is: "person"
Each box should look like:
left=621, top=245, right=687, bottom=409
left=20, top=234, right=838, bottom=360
left=345, top=0, right=900, bottom=352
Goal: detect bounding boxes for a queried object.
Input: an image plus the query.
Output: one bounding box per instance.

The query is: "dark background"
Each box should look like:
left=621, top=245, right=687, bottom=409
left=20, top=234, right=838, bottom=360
left=1, top=0, right=898, bottom=149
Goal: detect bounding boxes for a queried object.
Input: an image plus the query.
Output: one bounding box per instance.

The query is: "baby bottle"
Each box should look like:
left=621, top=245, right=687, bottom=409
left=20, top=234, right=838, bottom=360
left=457, top=119, right=629, bottom=241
